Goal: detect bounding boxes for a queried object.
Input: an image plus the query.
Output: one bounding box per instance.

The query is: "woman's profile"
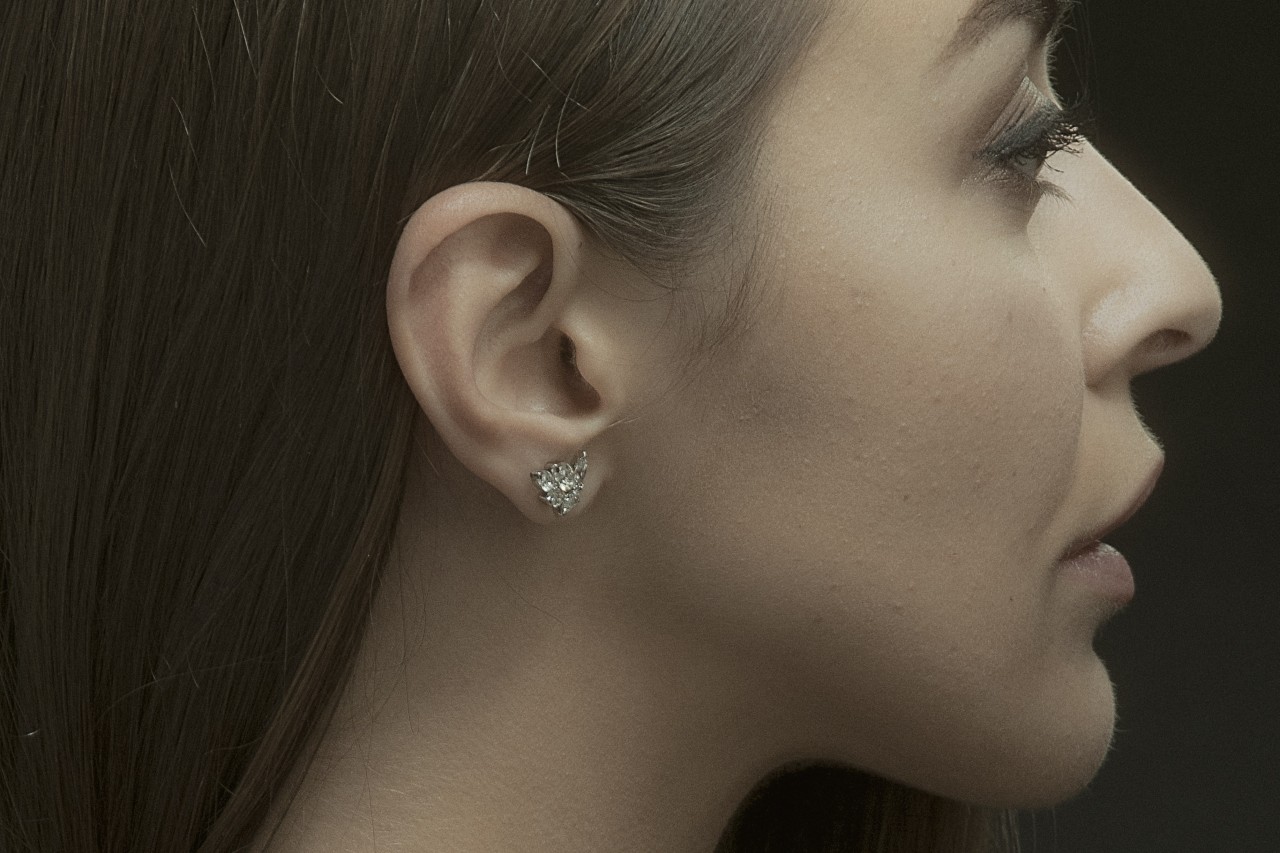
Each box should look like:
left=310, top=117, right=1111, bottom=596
left=0, top=0, right=1222, bottom=850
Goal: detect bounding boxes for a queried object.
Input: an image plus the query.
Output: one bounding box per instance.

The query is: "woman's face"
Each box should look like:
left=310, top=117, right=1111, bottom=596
left=613, top=0, right=1222, bottom=806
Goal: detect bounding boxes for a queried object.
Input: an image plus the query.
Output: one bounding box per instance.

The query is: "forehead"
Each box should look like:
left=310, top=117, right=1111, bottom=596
left=747, top=0, right=1013, bottom=266
left=763, top=0, right=979, bottom=143
left=811, top=0, right=979, bottom=77
left=809, top=0, right=1057, bottom=82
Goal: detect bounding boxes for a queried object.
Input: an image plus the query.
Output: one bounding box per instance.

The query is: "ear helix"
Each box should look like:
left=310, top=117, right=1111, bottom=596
left=530, top=450, right=589, bottom=517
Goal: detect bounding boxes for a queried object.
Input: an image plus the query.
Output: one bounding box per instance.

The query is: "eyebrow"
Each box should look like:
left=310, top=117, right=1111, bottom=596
left=938, top=0, right=1076, bottom=65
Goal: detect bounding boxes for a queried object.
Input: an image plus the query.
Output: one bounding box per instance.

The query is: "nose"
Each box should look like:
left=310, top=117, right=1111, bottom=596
left=1044, top=145, right=1223, bottom=387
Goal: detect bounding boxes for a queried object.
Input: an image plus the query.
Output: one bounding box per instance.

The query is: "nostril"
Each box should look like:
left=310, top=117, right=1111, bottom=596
left=1135, top=328, right=1194, bottom=374
left=1146, top=328, right=1192, bottom=357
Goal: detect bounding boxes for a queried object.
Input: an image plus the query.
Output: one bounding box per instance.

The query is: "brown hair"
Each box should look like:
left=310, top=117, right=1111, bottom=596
left=716, top=764, right=1020, bottom=853
left=0, top=0, right=1015, bottom=850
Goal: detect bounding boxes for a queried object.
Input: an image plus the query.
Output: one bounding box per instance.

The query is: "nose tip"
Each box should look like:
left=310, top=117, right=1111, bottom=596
left=1135, top=274, right=1222, bottom=377
left=1076, top=150, right=1224, bottom=385
left=1084, top=241, right=1222, bottom=381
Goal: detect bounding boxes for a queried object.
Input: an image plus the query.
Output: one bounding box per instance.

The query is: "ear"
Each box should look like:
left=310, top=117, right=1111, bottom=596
left=386, top=182, right=622, bottom=523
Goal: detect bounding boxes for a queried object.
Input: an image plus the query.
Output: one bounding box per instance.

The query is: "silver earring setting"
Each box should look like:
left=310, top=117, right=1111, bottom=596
left=531, top=450, right=588, bottom=517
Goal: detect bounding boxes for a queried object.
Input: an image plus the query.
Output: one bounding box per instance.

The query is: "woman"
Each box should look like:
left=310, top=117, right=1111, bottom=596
left=0, top=0, right=1222, bottom=849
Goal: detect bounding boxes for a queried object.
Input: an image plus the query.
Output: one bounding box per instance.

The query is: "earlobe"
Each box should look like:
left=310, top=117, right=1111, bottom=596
left=385, top=182, right=617, bottom=522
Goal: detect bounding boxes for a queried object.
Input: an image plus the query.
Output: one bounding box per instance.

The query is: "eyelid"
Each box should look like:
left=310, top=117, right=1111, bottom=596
left=962, top=21, right=1059, bottom=146
left=979, top=78, right=1045, bottom=149
left=954, top=18, right=1088, bottom=207
left=967, top=70, right=1089, bottom=211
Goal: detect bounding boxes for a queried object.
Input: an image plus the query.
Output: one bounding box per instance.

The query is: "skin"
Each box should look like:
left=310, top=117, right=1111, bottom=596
left=261, top=0, right=1221, bottom=850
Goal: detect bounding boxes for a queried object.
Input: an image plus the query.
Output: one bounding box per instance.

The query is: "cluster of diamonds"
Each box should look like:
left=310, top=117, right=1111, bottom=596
left=530, top=451, right=588, bottom=516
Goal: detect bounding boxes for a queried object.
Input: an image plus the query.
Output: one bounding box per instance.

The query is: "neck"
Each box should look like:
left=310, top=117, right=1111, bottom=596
left=259, top=465, right=793, bottom=853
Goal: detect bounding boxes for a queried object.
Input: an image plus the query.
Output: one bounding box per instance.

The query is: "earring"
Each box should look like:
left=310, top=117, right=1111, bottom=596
left=530, top=450, right=588, bottom=517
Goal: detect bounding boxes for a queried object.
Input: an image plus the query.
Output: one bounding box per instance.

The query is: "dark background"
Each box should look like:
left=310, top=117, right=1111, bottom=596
left=1019, top=1, right=1279, bottom=850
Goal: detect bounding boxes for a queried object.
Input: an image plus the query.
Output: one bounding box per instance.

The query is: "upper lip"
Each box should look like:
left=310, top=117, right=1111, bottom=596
left=1061, top=457, right=1165, bottom=561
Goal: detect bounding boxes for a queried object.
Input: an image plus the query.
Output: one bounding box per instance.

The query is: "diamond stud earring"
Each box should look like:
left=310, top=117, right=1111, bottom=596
left=530, top=450, right=588, bottom=517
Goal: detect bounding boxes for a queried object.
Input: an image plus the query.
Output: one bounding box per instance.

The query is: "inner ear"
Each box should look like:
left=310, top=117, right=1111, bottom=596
left=484, top=328, right=599, bottom=418
left=479, top=219, right=554, bottom=338
left=558, top=334, right=600, bottom=410
left=477, top=241, right=601, bottom=418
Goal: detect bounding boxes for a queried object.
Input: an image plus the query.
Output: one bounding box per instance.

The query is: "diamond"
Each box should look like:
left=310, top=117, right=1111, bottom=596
left=530, top=450, right=587, bottom=517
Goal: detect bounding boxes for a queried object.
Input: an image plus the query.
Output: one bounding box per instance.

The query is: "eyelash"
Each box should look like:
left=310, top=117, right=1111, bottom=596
left=977, top=87, right=1089, bottom=203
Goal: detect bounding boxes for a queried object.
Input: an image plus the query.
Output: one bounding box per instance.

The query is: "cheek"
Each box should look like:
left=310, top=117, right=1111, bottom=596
left=735, top=249, right=1083, bottom=581
left=627, top=239, right=1105, bottom=804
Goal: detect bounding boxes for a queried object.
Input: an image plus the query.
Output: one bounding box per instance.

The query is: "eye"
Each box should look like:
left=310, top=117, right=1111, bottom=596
left=975, top=77, right=1088, bottom=205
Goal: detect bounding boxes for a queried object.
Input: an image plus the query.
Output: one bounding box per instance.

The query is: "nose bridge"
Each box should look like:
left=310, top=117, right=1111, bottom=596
left=1057, top=146, right=1223, bottom=386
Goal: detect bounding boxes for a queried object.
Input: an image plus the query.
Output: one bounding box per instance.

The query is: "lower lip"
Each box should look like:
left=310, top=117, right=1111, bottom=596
left=1057, top=542, right=1135, bottom=605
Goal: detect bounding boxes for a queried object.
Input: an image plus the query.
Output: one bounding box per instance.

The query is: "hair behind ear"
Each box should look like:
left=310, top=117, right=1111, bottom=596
left=0, top=0, right=838, bottom=848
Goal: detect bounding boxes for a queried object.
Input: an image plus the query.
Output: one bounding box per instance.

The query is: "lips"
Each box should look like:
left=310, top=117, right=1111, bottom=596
left=1061, top=457, right=1165, bottom=562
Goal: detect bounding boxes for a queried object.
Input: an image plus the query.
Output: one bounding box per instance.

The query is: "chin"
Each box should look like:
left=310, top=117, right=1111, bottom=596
left=989, top=741, right=1113, bottom=809
left=793, top=647, right=1125, bottom=810
left=911, top=731, right=1114, bottom=810
left=964, top=670, right=1121, bottom=809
